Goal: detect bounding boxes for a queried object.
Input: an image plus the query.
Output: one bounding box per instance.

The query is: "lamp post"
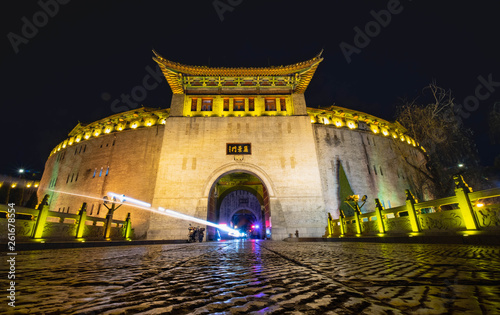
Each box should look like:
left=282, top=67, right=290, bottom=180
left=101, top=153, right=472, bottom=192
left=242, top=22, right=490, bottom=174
left=18, top=169, right=25, bottom=206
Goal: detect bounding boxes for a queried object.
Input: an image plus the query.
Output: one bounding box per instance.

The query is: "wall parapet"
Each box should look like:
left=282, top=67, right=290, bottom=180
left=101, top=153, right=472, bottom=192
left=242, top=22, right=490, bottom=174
left=308, top=106, right=424, bottom=153
left=48, top=107, right=169, bottom=157
left=48, top=104, right=423, bottom=159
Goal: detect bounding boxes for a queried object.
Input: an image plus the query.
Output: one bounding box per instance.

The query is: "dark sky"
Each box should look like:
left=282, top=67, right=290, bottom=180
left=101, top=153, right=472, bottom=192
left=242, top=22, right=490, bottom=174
left=1, top=0, right=499, bottom=177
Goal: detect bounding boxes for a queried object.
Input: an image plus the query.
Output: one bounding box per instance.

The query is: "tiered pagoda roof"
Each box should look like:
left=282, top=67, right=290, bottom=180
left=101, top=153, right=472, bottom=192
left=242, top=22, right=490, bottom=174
left=152, top=50, right=323, bottom=94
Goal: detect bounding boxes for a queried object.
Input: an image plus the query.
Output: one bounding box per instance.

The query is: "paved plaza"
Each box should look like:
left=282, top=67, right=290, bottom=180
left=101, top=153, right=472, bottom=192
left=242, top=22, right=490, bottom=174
left=2, top=240, right=500, bottom=314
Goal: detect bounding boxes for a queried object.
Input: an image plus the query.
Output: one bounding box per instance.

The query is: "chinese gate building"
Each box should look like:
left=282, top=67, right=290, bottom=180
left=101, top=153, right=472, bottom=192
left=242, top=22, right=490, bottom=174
left=38, top=51, right=431, bottom=240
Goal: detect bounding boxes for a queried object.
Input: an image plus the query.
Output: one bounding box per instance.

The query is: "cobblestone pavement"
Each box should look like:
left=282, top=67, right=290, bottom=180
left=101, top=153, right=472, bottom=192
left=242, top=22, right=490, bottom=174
left=1, top=240, right=500, bottom=314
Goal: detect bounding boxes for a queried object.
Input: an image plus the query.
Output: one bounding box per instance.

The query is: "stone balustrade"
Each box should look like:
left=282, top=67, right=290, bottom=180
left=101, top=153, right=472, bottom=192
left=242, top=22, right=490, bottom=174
left=0, top=202, right=133, bottom=242
left=326, top=179, right=500, bottom=238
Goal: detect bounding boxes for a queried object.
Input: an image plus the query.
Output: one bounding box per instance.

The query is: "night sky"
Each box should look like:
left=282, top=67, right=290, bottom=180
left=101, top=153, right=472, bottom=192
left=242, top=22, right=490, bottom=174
left=1, top=0, right=499, bottom=178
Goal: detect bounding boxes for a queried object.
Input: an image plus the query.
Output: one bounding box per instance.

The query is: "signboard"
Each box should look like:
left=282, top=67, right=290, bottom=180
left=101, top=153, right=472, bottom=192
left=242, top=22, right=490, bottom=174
left=227, top=143, right=251, bottom=155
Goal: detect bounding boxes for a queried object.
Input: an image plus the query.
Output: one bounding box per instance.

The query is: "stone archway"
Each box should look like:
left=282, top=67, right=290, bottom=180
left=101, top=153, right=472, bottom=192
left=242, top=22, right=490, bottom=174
left=205, top=168, right=271, bottom=240
left=202, top=163, right=275, bottom=198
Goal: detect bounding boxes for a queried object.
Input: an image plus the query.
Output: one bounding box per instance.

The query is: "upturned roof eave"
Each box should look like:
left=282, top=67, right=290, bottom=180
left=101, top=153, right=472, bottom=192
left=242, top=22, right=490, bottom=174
left=152, top=49, right=323, bottom=77
left=152, top=50, right=323, bottom=94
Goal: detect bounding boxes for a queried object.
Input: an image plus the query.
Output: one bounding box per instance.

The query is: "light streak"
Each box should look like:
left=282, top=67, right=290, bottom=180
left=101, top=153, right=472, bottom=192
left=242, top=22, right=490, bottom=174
left=158, top=207, right=241, bottom=235
left=108, top=192, right=151, bottom=207
left=48, top=189, right=108, bottom=202
left=47, top=189, right=241, bottom=236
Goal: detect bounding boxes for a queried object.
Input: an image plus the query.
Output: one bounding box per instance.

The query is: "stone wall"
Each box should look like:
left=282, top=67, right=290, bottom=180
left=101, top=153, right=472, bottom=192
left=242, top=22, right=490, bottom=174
left=150, top=114, right=326, bottom=240
left=313, top=123, right=431, bottom=219
left=36, top=107, right=432, bottom=241
left=37, top=125, right=165, bottom=239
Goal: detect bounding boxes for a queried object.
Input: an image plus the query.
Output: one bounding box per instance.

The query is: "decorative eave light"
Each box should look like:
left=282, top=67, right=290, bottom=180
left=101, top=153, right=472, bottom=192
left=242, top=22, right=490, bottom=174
left=347, top=120, right=357, bottom=129
left=370, top=125, right=379, bottom=134
left=131, top=121, right=139, bottom=129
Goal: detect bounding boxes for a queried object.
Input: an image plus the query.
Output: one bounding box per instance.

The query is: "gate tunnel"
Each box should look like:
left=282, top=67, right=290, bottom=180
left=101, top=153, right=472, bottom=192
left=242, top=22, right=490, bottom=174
left=207, top=172, right=270, bottom=240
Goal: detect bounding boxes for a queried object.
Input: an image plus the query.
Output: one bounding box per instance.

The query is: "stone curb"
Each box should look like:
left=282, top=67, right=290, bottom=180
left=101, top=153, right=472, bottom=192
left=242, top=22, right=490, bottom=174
left=7, top=239, right=189, bottom=251
left=285, top=235, right=500, bottom=246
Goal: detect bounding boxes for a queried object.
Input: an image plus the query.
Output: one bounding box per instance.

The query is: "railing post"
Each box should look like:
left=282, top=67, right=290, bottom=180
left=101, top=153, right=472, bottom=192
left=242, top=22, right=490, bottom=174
left=354, top=204, right=362, bottom=235
left=374, top=199, right=386, bottom=234
left=103, top=199, right=116, bottom=239
left=327, top=213, right=334, bottom=237
left=339, top=210, right=346, bottom=236
left=32, top=195, right=50, bottom=239
left=123, top=213, right=132, bottom=240
left=454, top=175, right=479, bottom=230
left=75, top=203, right=87, bottom=238
left=405, top=190, right=421, bottom=232
left=104, top=211, right=113, bottom=239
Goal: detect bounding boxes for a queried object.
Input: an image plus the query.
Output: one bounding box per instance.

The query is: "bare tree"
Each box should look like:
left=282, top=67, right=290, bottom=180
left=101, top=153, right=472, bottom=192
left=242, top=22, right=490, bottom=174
left=395, top=83, right=482, bottom=197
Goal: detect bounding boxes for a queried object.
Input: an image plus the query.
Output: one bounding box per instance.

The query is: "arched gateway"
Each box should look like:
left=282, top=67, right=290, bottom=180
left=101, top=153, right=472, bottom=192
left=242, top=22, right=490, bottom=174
left=37, top=50, right=432, bottom=241
left=207, top=170, right=270, bottom=240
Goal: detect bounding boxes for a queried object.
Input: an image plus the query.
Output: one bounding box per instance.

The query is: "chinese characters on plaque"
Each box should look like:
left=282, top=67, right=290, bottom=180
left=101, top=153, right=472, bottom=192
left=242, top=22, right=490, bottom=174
left=226, top=143, right=251, bottom=155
